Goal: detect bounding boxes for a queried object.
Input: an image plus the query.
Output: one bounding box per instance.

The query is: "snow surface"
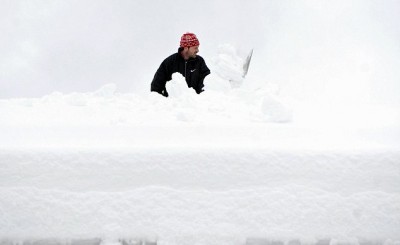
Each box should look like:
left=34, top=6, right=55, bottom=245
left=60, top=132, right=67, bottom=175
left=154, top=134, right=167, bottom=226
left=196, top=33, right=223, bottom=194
left=1, top=4, right=400, bottom=239
left=1, top=1, right=400, bottom=244
left=1, top=51, right=400, bottom=244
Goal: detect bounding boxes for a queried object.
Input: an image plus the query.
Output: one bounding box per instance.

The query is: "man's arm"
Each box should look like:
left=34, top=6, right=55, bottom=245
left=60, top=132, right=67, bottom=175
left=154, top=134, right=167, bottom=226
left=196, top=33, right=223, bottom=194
left=151, top=60, right=171, bottom=97
left=196, top=58, right=211, bottom=94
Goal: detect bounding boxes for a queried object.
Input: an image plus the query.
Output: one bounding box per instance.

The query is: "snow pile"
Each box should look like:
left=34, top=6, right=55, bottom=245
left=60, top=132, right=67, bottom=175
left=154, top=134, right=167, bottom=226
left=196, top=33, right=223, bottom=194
left=163, top=44, right=293, bottom=124
left=164, top=72, right=292, bottom=123
left=211, top=44, right=248, bottom=88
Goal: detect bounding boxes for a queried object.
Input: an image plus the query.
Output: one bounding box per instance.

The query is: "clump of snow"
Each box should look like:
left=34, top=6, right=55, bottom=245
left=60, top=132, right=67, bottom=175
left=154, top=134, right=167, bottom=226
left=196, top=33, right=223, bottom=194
left=203, top=73, right=231, bottom=92
left=165, top=73, right=193, bottom=98
left=261, top=93, right=293, bottom=122
left=211, top=43, right=247, bottom=88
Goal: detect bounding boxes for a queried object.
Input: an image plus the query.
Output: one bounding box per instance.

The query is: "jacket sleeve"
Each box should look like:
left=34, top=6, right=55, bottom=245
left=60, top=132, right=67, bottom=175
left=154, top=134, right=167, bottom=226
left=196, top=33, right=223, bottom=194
left=151, top=59, right=172, bottom=97
left=196, top=58, right=211, bottom=93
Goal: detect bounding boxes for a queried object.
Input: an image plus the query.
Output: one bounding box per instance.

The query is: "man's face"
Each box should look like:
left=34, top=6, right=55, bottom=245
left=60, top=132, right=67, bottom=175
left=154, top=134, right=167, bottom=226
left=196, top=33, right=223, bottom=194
left=187, top=46, right=199, bottom=58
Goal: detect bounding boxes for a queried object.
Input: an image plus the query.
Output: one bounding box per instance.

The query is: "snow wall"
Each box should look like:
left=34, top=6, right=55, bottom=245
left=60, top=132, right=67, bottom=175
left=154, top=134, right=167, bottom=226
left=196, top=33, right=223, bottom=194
left=1, top=85, right=400, bottom=244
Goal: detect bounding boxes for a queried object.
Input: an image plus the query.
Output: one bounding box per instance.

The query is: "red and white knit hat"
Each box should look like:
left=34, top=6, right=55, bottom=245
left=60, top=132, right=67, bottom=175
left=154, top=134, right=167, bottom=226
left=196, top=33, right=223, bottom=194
left=180, top=32, right=200, bottom=47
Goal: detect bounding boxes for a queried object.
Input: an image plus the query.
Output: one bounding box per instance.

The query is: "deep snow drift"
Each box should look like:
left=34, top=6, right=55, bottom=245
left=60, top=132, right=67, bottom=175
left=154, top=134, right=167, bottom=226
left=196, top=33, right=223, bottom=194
left=1, top=0, right=400, bottom=244
left=1, top=45, right=400, bottom=244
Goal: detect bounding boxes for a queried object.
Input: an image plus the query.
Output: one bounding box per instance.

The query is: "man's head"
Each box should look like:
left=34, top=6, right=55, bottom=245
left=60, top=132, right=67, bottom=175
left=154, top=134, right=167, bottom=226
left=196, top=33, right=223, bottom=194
left=180, top=32, right=200, bottom=59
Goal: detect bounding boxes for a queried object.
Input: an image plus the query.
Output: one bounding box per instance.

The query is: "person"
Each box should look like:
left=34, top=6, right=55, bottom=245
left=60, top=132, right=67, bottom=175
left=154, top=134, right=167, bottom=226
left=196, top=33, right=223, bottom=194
left=151, top=33, right=210, bottom=97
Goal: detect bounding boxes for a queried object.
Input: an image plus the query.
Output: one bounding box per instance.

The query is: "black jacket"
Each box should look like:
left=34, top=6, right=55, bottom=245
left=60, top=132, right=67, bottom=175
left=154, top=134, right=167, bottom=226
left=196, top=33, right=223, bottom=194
left=151, top=50, right=211, bottom=97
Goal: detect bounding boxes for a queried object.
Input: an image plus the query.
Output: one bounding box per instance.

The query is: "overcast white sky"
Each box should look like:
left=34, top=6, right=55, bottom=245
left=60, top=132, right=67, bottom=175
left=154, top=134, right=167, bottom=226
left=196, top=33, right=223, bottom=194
left=1, top=0, right=399, bottom=105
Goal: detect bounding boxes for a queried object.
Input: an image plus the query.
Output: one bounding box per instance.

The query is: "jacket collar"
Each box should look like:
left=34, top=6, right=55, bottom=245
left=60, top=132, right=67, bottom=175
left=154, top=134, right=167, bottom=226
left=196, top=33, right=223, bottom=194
left=177, top=48, right=198, bottom=62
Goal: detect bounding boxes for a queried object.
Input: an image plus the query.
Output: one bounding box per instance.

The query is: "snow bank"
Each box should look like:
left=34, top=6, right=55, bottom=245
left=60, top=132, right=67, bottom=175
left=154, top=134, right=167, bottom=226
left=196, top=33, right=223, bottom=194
left=1, top=185, right=400, bottom=243
left=0, top=46, right=399, bottom=245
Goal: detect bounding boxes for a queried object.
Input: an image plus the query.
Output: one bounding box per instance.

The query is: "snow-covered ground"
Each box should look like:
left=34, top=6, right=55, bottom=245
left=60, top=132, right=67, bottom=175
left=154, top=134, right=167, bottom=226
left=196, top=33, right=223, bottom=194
left=1, top=63, right=399, bottom=244
left=1, top=1, right=400, bottom=244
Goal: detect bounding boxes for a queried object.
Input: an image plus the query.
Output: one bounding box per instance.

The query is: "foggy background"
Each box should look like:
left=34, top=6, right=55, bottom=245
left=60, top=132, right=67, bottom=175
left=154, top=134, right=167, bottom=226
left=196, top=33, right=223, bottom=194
left=1, top=0, right=399, bottom=106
